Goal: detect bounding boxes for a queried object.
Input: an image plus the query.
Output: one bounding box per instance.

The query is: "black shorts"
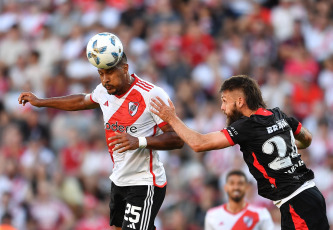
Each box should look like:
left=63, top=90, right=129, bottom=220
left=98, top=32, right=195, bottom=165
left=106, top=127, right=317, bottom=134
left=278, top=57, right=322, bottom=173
left=109, top=182, right=166, bottom=230
left=280, top=186, right=329, bottom=230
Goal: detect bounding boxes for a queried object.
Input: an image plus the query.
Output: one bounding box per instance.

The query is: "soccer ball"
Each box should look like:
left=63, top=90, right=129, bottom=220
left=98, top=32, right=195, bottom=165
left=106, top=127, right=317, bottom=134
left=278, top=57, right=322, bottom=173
left=86, top=32, right=123, bottom=69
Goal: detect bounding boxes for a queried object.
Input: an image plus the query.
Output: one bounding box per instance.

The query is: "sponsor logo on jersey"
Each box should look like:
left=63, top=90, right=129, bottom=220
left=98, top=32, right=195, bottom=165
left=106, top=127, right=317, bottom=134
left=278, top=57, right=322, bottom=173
left=266, top=119, right=289, bottom=134
left=227, top=127, right=238, bottom=136
left=105, top=121, right=138, bottom=133
left=129, top=102, right=139, bottom=116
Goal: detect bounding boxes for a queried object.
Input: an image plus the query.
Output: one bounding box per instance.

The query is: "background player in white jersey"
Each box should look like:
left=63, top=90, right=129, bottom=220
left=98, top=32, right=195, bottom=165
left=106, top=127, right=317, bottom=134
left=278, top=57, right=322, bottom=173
left=18, top=52, right=184, bottom=230
left=151, top=75, right=329, bottom=230
left=205, top=170, right=274, bottom=230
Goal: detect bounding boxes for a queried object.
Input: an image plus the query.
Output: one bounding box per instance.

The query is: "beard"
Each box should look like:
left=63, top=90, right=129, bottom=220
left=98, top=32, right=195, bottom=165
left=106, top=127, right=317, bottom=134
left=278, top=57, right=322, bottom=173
left=228, top=190, right=245, bottom=203
left=104, top=84, right=117, bottom=95
left=226, top=103, right=244, bottom=126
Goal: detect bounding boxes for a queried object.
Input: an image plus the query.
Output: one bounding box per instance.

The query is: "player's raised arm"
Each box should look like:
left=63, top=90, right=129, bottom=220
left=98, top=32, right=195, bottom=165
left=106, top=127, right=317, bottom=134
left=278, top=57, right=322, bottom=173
left=150, top=97, right=231, bottom=152
left=18, top=92, right=99, bottom=111
left=294, top=126, right=312, bottom=149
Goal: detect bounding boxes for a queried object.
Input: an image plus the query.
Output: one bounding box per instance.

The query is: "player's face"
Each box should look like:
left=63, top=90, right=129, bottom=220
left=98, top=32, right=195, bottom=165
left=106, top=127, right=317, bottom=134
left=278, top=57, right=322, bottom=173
left=221, top=91, right=244, bottom=126
left=224, top=175, right=247, bottom=203
left=98, top=64, right=129, bottom=95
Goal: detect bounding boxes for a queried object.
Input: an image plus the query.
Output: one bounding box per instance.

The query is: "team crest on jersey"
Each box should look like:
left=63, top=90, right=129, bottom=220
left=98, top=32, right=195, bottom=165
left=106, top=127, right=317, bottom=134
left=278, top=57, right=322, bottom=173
left=128, top=102, right=139, bottom=116
left=243, top=216, right=253, bottom=227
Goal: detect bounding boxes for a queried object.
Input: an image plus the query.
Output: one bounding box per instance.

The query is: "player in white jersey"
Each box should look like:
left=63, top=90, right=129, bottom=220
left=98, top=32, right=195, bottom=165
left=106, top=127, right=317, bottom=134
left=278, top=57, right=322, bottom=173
left=205, top=170, right=274, bottom=230
left=18, top=53, right=184, bottom=230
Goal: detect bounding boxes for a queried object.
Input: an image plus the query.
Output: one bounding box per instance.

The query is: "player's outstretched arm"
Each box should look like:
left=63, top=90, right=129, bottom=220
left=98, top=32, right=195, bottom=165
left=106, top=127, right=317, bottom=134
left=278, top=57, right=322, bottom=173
left=146, top=124, right=184, bottom=149
left=294, top=127, right=312, bottom=149
left=150, top=97, right=231, bottom=152
left=18, top=92, right=99, bottom=111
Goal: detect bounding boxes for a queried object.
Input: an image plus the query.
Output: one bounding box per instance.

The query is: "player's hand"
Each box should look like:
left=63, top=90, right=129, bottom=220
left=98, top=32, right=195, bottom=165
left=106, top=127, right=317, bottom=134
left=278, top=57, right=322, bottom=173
left=150, top=97, right=176, bottom=123
left=18, top=92, right=40, bottom=106
left=108, top=132, right=139, bottom=153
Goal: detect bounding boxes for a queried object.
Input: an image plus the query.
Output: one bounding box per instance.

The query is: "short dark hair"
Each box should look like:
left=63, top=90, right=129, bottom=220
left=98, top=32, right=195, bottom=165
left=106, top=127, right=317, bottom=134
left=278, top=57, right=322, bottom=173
left=220, top=75, right=266, bottom=110
left=226, top=170, right=248, bottom=182
left=115, top=52, right=127, bottom=67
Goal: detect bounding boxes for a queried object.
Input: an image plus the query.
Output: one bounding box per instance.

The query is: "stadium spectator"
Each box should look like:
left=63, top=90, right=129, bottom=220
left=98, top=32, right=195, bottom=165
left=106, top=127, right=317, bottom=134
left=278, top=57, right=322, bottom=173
left=181, top=21, right=215, bottom=67
left=318, top=55, right=333, bottom=112
left=74, top=194, right=110, bottom=230
left=0, top=192, right=26, bottom=229
left=34, top=25, right=62, bottom=76
left=28, top=180, right=74, bottom=230
left=0, top=212, right=17, bottom=230
left=24, top=51, right=49, bottom=98
left=0, top=25, right=28, bottom=67
left=261, top=66, right=292, bottom=110
left=302, top=4, right=333, bottom=62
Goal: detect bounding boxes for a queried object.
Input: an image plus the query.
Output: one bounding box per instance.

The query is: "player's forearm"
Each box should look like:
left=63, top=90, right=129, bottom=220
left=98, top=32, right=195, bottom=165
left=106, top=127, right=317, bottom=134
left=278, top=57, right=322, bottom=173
left=36, top=94, right=89, bottom=111
left=295, top=140, right=310, bottom=149
left=146, top=132, right=184, bottom=150
left=167, top=116, right=206, bottom=152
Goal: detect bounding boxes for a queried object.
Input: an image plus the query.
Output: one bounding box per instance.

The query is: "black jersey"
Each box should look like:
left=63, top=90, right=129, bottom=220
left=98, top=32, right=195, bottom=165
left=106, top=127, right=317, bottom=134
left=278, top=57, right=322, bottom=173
left=222, top=107, right=314, bottom=201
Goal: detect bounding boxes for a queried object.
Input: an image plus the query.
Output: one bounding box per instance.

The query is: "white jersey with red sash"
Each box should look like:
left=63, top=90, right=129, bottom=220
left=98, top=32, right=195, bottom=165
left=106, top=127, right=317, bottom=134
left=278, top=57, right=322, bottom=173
left=205, top=203, right=274, bottom=230
left=90, top=74, right=168, bottom=187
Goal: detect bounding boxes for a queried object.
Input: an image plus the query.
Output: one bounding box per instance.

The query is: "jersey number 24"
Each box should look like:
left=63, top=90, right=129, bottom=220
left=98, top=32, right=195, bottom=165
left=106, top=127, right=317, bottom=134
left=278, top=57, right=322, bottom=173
left=262, top=130, right=298, bottom=170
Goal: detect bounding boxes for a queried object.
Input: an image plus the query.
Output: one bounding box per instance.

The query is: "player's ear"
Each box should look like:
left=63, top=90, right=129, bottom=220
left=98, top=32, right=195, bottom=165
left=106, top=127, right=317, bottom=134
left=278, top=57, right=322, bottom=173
left=237, top=97, right=244, bottom=108
left=122, top=63, right=128, bottom=72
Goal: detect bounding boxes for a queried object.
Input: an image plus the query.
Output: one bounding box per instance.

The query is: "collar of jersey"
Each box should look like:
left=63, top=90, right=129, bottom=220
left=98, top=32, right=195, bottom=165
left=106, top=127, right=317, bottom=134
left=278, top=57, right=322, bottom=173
left=254, top=108, right=273, bottom=116
left=223, top=203, right=249, bottom=215
left=115, top=74, right=138, bottom=98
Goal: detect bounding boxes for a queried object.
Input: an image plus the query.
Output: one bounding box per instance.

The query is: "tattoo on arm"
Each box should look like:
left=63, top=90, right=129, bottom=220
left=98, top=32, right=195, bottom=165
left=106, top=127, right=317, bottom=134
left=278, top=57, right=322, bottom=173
left=295, top=127, right=312, bottom=149
left=296, top=128, right=306, bottom=141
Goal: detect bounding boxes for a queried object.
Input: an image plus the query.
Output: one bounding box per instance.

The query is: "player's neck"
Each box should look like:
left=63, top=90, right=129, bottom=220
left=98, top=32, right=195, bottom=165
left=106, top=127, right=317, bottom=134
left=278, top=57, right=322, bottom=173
left=127, top=74, right=135, bottom=87
left=226, top=200, right=247, bottom=214
left=121, top=74, right=135, bottom=93
left=242, top=108, right=257, bottom=117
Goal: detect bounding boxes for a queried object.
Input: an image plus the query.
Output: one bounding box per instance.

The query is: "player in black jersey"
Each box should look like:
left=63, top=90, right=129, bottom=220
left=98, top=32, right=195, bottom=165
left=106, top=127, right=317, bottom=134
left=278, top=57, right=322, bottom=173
left=150, top=75, right=329, bottom=230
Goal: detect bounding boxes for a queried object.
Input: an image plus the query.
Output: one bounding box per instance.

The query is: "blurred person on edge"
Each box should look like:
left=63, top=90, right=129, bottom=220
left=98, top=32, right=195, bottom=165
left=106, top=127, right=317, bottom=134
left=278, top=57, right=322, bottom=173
left=205, top=170, right=274, bottom=230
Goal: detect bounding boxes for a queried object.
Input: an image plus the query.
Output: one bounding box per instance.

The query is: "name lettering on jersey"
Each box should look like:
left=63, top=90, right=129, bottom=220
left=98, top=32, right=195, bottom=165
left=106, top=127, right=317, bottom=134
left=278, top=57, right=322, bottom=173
left=105, top=121, right=138, bottom=133
left=285, top=159, right=305, bottom=174
left=266, top=119, right=288, bottom=134
left=128, top=102, right=139, bottom=116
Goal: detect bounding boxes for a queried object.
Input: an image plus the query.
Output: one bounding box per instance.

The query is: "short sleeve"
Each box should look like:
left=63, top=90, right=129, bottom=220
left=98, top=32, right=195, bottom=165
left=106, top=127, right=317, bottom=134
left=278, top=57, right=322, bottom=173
left=280, top=110, right=302, bottom=135
left=221, top=118, right=251, bottom=145
left=149, top=87, right=170, bottom=128
left=90, top=83, right=104, bottom=104
left=286, top=117, right=302, bottom=135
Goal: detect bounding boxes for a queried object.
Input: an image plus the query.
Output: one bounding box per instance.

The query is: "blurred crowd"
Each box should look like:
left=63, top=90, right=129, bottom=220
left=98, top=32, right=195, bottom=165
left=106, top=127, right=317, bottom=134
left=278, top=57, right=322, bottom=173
left=0, top=0, right=333, bottom=229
